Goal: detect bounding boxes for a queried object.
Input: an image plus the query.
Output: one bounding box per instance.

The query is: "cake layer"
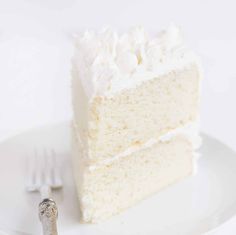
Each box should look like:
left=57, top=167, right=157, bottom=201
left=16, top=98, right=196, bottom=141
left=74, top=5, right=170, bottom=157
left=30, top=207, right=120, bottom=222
left=72, top=129, right=196, bottom=223
left=72, top=63, right=201, bottom=163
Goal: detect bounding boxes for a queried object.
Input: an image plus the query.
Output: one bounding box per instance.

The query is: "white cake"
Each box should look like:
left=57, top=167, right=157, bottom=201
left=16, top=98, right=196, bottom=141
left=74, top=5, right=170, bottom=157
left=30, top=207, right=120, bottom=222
left=71, top=25, right=202, bottom=223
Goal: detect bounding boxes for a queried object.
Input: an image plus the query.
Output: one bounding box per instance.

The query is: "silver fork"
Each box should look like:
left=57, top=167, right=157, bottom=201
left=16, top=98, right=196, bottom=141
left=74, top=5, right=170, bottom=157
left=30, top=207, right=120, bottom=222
left=26, top=149, right=63, bottom=235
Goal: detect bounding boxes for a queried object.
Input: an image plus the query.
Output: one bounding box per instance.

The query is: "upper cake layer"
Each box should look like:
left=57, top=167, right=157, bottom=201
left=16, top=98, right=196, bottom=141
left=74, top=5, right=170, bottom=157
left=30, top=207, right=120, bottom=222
left=72, top=25, right=200, bottom=99
left=72, top=63, right=201, bottom=163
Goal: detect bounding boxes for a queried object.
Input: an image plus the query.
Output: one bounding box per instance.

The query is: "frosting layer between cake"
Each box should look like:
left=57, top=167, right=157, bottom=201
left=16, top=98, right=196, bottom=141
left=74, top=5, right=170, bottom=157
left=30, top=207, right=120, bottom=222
left=73, top=121, right=201, bottom=171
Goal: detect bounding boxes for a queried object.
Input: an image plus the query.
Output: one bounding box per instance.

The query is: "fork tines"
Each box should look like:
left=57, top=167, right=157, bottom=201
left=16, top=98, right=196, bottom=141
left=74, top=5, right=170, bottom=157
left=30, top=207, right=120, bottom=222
left=26, top=149, right=62, bottom=195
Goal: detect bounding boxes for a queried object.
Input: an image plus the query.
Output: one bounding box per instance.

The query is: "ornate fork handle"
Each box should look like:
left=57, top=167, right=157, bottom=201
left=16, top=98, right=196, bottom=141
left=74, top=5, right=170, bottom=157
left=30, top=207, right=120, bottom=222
left=39, top=198, right=58, bottom=235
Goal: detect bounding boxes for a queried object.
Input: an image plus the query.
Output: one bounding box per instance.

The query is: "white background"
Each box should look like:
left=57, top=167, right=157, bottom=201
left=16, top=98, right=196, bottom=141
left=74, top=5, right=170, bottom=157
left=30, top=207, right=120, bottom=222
left=0, top=0, right=236, bottom=234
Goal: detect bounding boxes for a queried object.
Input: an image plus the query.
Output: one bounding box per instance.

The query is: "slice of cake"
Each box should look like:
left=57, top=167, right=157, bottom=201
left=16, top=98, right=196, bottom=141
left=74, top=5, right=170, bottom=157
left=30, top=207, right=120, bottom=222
left=71, top=25, right=202, bottom=223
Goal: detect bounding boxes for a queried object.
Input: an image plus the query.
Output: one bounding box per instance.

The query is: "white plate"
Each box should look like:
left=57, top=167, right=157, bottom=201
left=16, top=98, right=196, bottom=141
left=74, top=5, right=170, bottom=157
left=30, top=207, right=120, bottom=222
left=0, top=122, right=236, bottom=235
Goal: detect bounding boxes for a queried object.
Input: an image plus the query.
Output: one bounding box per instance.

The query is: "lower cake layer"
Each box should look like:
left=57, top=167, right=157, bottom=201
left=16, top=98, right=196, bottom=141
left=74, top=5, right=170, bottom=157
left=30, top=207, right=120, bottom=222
left=72, top=130, right=196, bottom=223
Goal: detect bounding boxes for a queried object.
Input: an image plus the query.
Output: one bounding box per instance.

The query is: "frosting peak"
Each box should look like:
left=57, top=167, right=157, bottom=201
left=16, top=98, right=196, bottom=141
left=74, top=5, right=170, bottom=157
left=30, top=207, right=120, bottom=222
left=72, top=25, right=198, bottom=99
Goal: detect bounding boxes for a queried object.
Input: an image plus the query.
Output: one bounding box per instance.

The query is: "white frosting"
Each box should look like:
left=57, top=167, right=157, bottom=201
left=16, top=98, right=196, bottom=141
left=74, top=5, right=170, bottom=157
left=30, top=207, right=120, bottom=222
left=88, top=121, right=201, bottom=171
left=159, top=120, right=202, bottom=149
left=72, top=25, right=200, bottom=100
left=88, top=138, right=157, bottom=171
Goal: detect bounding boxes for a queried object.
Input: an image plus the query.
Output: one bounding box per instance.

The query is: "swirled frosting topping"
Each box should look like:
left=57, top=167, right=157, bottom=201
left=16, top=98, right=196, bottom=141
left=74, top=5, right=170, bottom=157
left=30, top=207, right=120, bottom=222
left=72, top=25, right=198, bottom=99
